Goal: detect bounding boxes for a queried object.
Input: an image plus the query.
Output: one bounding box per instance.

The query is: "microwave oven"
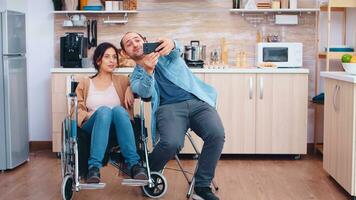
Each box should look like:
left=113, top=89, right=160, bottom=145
left=256, top=42, right=303, bottom=68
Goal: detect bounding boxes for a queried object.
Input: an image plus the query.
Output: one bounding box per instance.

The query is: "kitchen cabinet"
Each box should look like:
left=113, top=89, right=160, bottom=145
left=255, top=74, right=308, bottom=154
left=205, top=74, right=256, bottom=153
left=323, top=76, right=356, bottom=197
left=205, top=73, right=308, bottom=155
left=51, top=69, right=308, bottom=155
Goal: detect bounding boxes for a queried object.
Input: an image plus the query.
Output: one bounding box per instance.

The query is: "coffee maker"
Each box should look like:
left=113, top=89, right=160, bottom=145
left=60, top=32, right=88, bottom=68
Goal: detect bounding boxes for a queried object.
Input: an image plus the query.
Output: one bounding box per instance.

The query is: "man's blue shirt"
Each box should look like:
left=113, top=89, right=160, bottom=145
left=130, top=41, right=217, bottom=142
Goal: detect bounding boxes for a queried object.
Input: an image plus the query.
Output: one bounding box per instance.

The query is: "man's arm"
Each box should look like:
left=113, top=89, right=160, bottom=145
left=130, top=66, right=155, bottom=98
left=166, top=40, right=183, bottom=60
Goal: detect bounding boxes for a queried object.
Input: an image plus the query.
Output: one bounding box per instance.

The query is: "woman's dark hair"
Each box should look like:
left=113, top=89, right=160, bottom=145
left=91, top=42, right=119, bottom=78
left=120, top=32, right=146, bottom=52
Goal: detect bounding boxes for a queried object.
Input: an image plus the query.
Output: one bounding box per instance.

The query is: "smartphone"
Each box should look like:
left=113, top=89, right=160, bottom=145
left=143, top=42, right=162, bottom=54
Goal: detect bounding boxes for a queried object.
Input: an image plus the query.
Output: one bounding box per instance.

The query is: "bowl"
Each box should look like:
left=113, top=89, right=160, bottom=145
left=342, top=63, right=356, bottom=75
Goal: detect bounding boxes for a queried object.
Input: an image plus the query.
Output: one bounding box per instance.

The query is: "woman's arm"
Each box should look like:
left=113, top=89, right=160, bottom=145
left=75, top=80, right=90, bottom=127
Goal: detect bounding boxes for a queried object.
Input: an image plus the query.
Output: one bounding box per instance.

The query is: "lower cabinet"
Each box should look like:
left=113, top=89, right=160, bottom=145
left=52, top=72, right=308, bottom=155
left=323, top=78, right=356, bottom=196
left=205, top=73, right=308, bottom=154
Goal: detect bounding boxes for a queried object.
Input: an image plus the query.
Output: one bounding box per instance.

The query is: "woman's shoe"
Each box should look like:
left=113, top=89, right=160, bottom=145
left=86, top=166, right=101, bottom=183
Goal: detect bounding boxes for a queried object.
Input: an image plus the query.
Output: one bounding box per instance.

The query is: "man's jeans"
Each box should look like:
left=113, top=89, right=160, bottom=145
left=82, top=106, right=140, bottom=170
left=150, top=99, right=225, bottom=187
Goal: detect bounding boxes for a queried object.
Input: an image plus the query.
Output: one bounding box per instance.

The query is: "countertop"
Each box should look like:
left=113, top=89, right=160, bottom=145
left=320, top=72, right=356, bottom=83
left=51, top=67, right=309, bottom=74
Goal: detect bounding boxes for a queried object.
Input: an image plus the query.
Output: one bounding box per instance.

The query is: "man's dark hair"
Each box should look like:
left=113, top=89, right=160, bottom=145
left=120, top=32, right=146, bottom=52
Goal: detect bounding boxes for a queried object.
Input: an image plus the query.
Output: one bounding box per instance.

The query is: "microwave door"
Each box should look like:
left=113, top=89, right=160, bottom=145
left=263, top=47, right=288, bottom=64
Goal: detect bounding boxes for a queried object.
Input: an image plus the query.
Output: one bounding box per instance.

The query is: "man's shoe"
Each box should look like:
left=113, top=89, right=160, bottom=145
left=192, top=187, right=219, bottom=200
left=86, top=166, right=100, bottom=183
left=131, top=164, right=148, bottom=180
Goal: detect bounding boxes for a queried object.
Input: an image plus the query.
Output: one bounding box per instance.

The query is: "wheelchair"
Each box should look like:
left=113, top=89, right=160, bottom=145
left=60, top=78, right=168, bottom=200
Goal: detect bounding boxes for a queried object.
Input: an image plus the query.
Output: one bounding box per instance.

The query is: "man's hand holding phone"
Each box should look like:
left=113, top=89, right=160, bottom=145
left=139, top=38, right=174, bottom=74
left=156, top=38, right=175, bottom=56
left=139, top=52, right=159, bottom=75
left=143, top=38, right=174, bottom=56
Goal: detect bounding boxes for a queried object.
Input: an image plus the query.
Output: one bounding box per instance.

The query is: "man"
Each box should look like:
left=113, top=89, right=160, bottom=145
left=120, top=32, right=225, bottom=200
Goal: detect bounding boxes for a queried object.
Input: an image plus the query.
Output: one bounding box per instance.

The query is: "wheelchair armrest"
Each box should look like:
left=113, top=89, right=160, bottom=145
left=133, top=93, right=152, bottom=102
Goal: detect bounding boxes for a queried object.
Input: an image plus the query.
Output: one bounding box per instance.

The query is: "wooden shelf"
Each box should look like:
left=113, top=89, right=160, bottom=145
left=318, top=52, right=356, bottom=59
left=53, top=10, right=138, bottom=14
left=230, top=8, right=320, bottom=14
left=320, top=6, right=346, bottom=12
left=329, top=0, right=356, bottom=8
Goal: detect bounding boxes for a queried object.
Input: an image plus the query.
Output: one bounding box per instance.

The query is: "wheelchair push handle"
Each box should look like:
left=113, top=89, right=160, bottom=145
left=69, top=75, right=79, bottom=97
left=133, top=93, right=152, bottom=102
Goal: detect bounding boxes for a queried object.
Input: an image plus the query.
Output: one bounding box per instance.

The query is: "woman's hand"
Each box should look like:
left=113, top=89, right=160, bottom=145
left=86, top=110, right=94, bottom=121
left=156, top=38, right=175, bottom=56
left=124, top=87, right=134, bottom=109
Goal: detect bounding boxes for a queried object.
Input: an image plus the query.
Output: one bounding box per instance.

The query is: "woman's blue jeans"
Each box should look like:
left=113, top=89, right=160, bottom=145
left=82, top=106, right=140, bottom=170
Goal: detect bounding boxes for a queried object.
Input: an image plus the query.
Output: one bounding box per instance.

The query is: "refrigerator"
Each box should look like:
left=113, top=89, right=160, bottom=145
left=0, top=10, right=29, bottom=170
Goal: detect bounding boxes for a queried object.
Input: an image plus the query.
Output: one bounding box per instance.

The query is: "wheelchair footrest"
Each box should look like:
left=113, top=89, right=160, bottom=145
left=121, top=179, right=149, bottom=186
left=79, top=183, right=106, bottom=190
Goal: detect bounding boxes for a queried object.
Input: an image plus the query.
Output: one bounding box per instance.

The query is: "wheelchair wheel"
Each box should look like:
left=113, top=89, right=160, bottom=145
left=61, top=175, right=74, bottom=200
left=142, top=172, right=168, bottom=199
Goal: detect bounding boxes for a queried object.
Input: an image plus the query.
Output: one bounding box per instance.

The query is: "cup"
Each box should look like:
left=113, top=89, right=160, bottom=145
left=289, top=0, right=297, bottom=9
left=112, top=1, right=119, bottom=10
left=271, top=0, right=280, bottom=9
left=105, top=1, right=113, bottom=11
left=63, top=20, right=73, bottom=27
left=71, top=14, right=80, bottom=21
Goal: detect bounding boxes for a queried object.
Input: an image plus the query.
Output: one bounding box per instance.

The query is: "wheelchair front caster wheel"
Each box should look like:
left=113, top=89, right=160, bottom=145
left=142, top=172, right=168, bottom=199
left=61, top=175, right=74, bottom=200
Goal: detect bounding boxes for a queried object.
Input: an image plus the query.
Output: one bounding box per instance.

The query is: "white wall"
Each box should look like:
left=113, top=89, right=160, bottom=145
left=6, top=0, right=26, bottom=12
left=26, top=0, right=53, bottom=141
left=0, top=0, right=6, bottom=12
left=0, top=0, right=26, bottom=12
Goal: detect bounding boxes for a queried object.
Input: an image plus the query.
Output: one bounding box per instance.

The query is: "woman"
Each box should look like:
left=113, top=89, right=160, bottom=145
left=76, top=42, right=147, bottom=183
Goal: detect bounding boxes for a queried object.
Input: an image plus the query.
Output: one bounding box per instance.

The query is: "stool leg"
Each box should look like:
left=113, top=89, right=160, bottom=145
left=187, top=177, right=195, bottom=198
left=175, top=155, right=191, bottom=184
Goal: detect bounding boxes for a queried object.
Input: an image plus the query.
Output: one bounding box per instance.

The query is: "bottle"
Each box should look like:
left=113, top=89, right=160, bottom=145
left=240, top=52, right=248, bottom=67
left=232, top=0, right=240, bottom=9
left=281, top=0, right=288, bottom=9
left=220, top=37, right=228, bottom=65
left=280, top=26, right=286, bottom=42
left=271, top=0, right=280, bottom=9
left=79, top=0, right=88, bottom=10
left=261, top=25, right=266, bottom=42
left=235, top=52, right=241, bottom=67
left=256, top=30, right=262, bottom=43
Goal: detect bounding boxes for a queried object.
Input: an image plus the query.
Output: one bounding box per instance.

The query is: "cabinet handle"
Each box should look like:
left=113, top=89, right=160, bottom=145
left=259, top=77, right=264, bottom=99
left=249, top=77, right=253, bottom=99
left=333, top=85, right=340, bottom=111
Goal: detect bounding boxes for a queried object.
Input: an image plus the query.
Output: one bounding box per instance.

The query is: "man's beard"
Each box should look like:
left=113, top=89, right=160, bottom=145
left=130, top=53, right=144, bottom=61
